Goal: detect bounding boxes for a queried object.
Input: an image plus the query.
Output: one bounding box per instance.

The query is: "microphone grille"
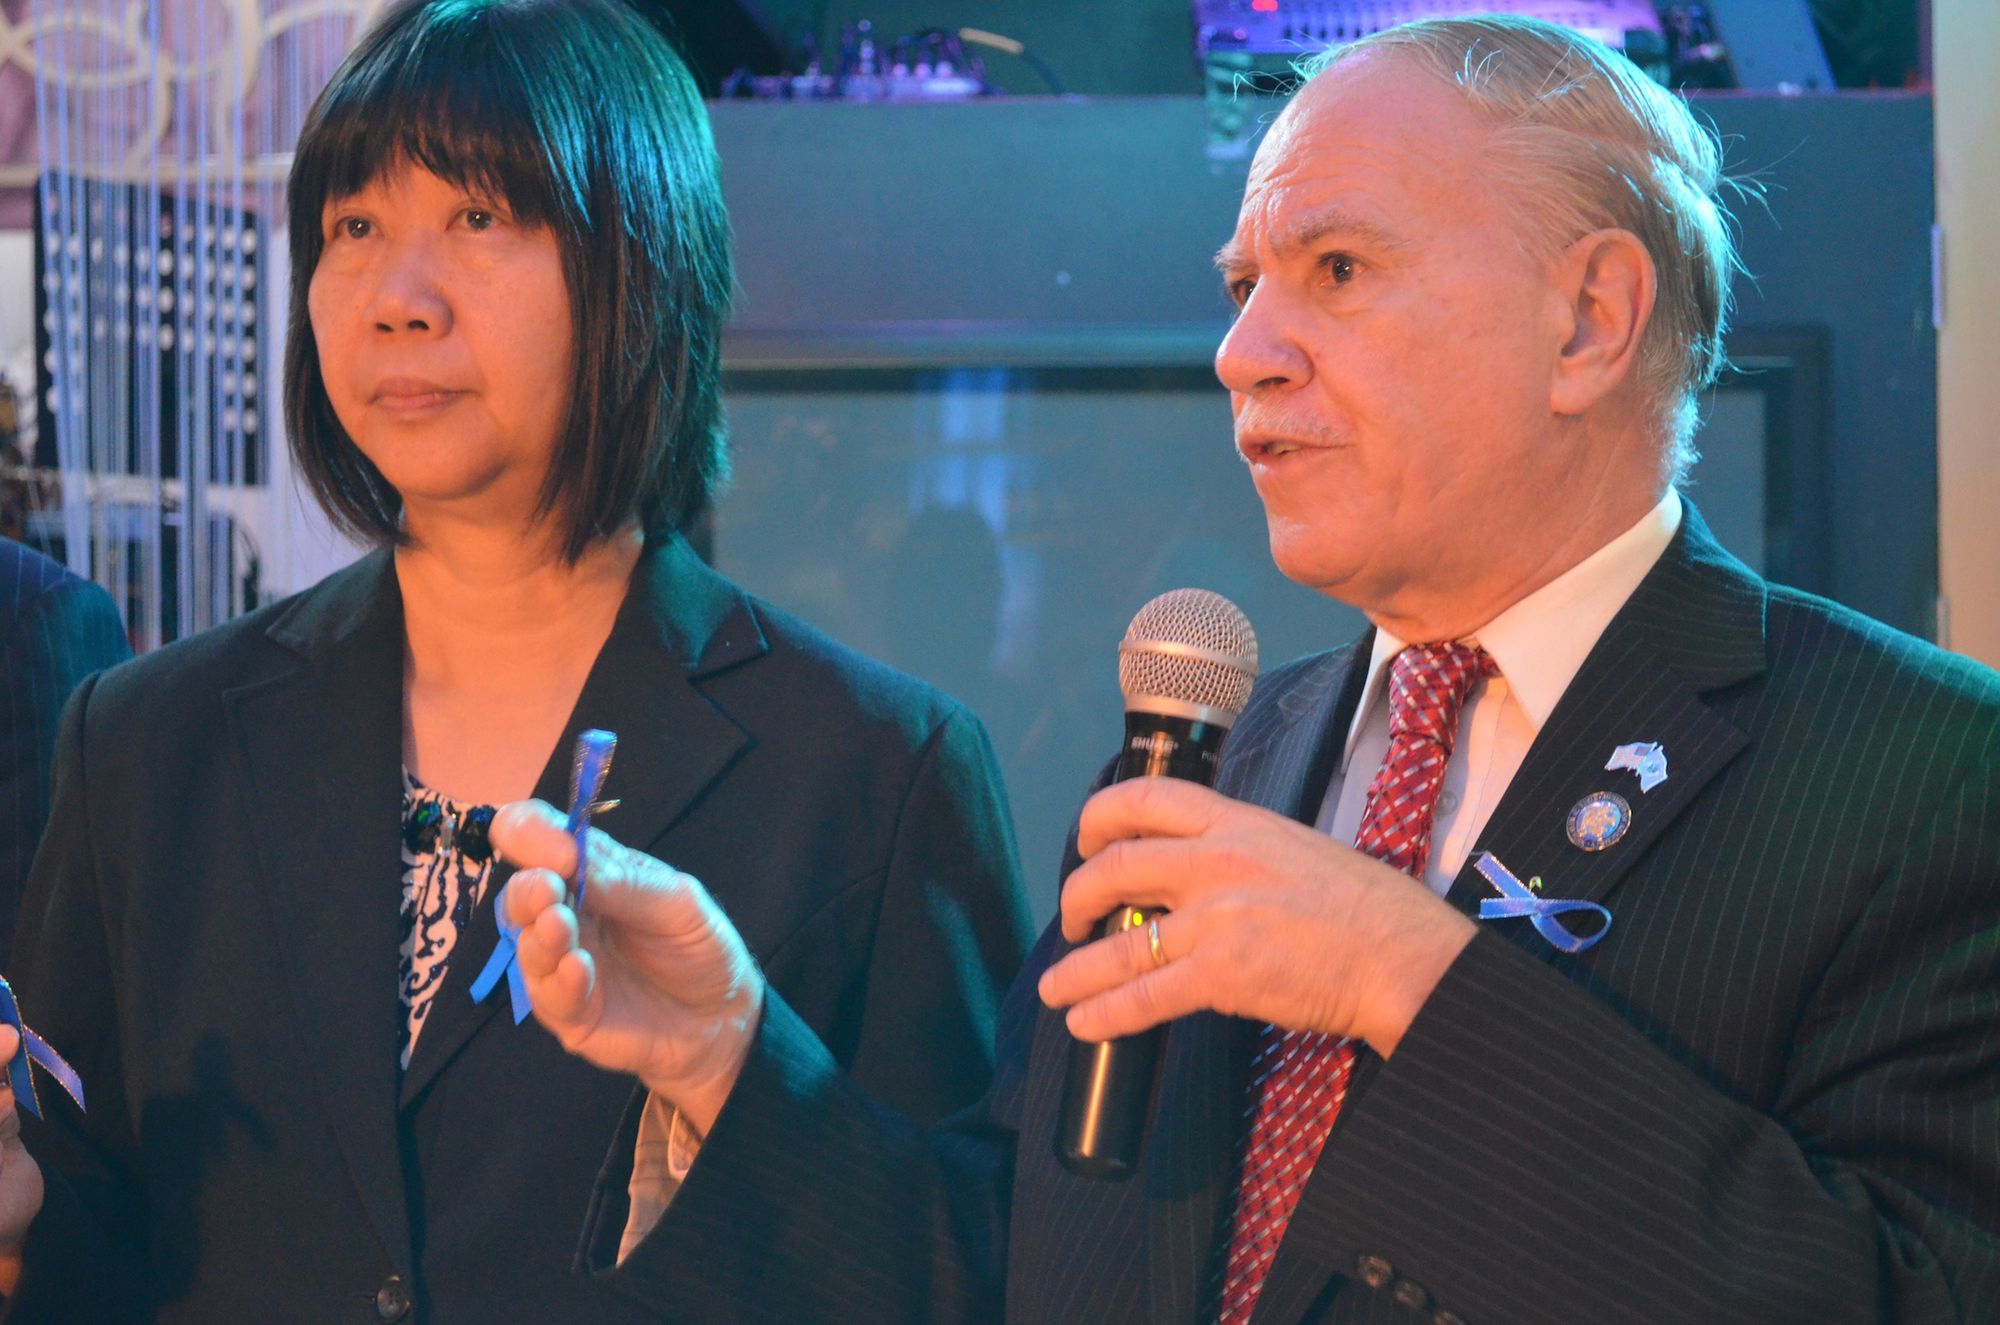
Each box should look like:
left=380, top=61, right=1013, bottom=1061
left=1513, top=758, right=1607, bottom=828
left=1118, top=589, right=1259, bottom=725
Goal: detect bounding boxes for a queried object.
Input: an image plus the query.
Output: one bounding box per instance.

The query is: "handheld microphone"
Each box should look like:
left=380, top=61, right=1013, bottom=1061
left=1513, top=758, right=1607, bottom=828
left=1055, top=588, right=1258, bottom=1179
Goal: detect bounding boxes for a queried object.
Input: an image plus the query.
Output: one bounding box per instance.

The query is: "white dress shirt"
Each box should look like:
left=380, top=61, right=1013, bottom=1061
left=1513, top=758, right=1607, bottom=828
left=1320, top=489, right=1683, bottom=893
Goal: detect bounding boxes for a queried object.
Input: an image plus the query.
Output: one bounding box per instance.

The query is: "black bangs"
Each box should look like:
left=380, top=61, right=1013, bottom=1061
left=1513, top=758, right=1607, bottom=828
left=288, top=6, right=579, bottom=241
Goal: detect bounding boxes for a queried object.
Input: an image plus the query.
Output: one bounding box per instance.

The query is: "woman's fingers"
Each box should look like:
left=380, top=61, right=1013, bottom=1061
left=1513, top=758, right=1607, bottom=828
left=503, top=868, right=568, bottom=932
left=514, top=891, right=581, bottom=979
left=491, top=799, right=581, bottom=880
left=541, top=947, right=599, bottom=1027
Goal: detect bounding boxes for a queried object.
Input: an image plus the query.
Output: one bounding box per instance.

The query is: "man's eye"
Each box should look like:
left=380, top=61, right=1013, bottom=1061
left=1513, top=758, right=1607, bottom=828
left=1228, top=277, right=1257, bottom=308
left=335, top=217, right=370, bottom=241
left=1323, top=252, right=1357, bottom=285
left=465, top=208, right=497, bottom=231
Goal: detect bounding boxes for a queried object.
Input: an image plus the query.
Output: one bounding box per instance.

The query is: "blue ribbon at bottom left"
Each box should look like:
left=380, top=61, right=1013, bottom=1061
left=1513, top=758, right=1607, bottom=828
left=0, top=975, right=86, bottom=1119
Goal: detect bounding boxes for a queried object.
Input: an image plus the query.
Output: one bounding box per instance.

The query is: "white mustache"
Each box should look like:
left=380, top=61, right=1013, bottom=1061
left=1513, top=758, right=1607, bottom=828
left=1233, top=414, right=1348, bottom=463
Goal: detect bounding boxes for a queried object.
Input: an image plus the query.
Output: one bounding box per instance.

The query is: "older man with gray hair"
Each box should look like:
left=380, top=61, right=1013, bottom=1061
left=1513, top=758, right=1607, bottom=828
left=498, top=16, right=2000, bottom=1323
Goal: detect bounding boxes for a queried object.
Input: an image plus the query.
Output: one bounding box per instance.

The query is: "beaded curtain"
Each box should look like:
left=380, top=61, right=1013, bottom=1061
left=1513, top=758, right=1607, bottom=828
left=6, top=0, right=382, bottom=649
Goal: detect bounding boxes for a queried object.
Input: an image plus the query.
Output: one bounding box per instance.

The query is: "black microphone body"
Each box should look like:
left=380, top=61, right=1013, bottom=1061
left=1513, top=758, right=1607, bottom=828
left=1054, top=711, right=1231, bottom=1179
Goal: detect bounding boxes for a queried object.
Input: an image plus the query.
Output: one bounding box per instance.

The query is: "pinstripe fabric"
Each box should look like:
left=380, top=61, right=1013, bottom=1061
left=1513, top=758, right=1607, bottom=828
left=0, top=538, right=128, bottom=967
left=598, top=504, right=2000, bottom=1324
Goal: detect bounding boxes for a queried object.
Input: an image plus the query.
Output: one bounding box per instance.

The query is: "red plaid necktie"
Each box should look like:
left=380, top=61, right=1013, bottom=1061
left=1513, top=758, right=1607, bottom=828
left=1214, top=641, right=1495, bottom=1324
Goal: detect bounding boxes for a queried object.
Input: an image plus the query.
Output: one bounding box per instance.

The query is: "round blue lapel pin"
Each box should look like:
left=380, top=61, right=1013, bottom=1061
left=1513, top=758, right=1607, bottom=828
left=1566, top=791, right=1632, bottom=852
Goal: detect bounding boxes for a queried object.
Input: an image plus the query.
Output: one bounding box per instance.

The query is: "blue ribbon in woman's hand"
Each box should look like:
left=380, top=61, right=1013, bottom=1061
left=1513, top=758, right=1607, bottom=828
left=472, top=729, right=618, bottom=1024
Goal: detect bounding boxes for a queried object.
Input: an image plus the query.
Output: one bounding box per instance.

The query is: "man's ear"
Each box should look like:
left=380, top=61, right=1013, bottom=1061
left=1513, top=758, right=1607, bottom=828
left=1548, top=227, right=1656, bottom=417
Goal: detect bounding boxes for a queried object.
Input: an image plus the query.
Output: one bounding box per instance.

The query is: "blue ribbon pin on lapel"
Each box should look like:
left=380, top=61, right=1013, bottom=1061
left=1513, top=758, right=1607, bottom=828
left=1472, top=852, right=1613, bottom=954
left=0, top=975, right=86, bottom=1119
left=472, top=729, right=618, bottom=1024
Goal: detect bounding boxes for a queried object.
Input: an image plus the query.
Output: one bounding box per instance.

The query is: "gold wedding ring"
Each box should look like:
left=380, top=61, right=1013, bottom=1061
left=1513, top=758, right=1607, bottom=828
left=1146, top=916, right=1167, bottom=969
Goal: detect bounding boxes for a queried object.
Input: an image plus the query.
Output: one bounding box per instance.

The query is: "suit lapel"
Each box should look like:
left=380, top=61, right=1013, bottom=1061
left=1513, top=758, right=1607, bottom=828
left=398, top=536, right=763, bottom=1106
left=1144, top=642, right=1370, bottom=1325
left=1441, top=506, right=1766, bottom=930
left=1256, top=505, right=1768, bottom=1325
left=223, top=551, right=412, bottom=1265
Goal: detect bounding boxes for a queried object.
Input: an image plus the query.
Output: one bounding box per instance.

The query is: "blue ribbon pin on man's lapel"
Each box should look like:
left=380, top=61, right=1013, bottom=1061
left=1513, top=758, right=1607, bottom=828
left=1473, top=853, right=1613, bottom=954
left=472, top=729, right=618, bottom=1024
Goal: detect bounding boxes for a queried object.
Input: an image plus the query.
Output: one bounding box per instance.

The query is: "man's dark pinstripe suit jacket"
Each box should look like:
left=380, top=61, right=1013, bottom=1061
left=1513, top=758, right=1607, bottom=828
left=0, top=538, right=127, bottom=969
left=586, top=506, right=2000, bottom=1324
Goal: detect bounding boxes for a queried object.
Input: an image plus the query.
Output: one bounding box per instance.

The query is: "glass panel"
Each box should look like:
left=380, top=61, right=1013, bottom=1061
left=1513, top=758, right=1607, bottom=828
left=718, top=366, right=1356, bottom=918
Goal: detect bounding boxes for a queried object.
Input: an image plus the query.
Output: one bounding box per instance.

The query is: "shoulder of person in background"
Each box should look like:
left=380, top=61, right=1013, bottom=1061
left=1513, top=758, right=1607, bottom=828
left=1, top=537, right=132, bottom=721
left=1, top=536, right=130, bottom=967
left=1, top=538, right=129, bottom=657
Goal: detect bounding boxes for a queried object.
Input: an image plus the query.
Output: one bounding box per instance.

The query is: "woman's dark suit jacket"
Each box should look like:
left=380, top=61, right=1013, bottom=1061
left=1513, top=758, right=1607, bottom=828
left=3, top=534, right=1033, bottom=1322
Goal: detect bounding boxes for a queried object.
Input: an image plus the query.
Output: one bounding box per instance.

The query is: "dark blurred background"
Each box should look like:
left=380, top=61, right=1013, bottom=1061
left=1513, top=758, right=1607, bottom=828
left=644, top=0, right=1927, bottom=95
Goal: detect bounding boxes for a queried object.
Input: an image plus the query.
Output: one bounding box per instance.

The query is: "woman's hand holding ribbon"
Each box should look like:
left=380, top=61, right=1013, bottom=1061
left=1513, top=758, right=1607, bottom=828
left=492, top=801, right=764, bottom=1137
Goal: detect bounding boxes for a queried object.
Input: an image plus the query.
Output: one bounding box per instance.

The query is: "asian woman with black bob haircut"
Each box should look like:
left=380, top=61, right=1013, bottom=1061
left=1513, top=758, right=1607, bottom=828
left=0, top=1, right=1031, bottom=1318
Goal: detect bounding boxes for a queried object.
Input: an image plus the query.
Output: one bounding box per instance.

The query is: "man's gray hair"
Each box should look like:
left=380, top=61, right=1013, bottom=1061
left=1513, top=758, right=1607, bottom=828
left=1301, top=16, right=1743, bottom=479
